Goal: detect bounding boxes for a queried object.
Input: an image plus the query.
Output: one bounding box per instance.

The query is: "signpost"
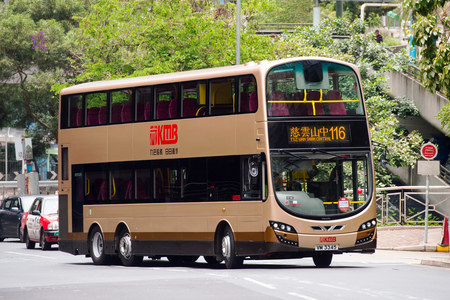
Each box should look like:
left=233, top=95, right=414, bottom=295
left=418, top=142, right=439, bottom=243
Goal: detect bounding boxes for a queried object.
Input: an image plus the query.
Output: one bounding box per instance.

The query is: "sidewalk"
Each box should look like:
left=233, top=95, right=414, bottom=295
left=377, top=226, right=450, bottom=268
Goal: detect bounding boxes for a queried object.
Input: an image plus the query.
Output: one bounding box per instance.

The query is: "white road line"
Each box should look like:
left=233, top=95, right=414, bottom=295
left=244, top=277, right=276, bottom=290
left=6, top=251, right=56, bottom=259
left=318, top=283, right=351, bottom=291
left=288, top=292, right=318, bottom=300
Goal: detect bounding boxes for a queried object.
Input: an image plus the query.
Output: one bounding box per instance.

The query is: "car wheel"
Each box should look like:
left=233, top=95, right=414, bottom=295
left=25, top=229, right=35, bottom=249
left=89, top=227, right=110, bottom=265
left=18, top=225, right=23, bottom=242
left=221, top=226, right=243, bottom=269
left=40, top=230, right=51, bottom=250
left=118, top=228, right=143, bottom=266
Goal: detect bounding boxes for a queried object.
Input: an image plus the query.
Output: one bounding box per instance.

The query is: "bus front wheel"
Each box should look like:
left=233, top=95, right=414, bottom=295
left=221, top=226, right=243, bottom=269
left=118, top=228, right=143, bottom=266
left=313, top=252, right=333, bottom=267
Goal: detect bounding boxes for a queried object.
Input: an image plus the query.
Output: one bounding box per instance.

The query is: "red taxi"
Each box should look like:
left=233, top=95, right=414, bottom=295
left=22, top=195, right=58, bottom=250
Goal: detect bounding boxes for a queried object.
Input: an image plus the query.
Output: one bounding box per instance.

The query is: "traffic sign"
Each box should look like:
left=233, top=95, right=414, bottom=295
left=420, top=142, right=438, bottom=160
left=338, top=197, right=350, bottom=212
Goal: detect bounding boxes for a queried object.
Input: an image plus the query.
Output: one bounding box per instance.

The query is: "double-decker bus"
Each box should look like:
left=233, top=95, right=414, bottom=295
left=58, top=57, right=376, bottom=268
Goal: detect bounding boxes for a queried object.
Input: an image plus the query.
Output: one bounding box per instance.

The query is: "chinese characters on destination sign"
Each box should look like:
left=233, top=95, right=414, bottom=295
left=289, top=125, right=350, bottom=143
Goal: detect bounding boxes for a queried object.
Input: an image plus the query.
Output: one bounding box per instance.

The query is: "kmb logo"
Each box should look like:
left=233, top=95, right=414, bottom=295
left=319, top=237, right=336, bottom=243
left=150, top=124, right=178, bottom=145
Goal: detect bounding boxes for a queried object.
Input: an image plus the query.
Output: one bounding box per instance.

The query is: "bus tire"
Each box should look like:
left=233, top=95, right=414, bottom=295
left=313, top=252, right=333, bottom=268
left=90, top=227, right=110, bottom=265
left=25, top=229, right=35, bottom=249
left=221, top=226, right=243, bottom=269
left=118, top=228, right=143, bottom=266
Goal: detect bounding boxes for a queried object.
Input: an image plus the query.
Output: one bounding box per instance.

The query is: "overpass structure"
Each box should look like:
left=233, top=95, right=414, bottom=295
left=386, top=66, right=450, bottom=216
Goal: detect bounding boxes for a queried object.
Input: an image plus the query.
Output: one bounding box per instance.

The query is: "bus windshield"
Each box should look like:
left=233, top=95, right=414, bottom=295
left=271, top=151, right=372, bottom=218
left=266, top=60, right=364, bottom=117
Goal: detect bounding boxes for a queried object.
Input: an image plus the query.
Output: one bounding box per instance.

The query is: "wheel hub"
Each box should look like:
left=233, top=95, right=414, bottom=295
left=119, top=233, right=132, bottom=259
left=222, top=234, right=231, bottom=259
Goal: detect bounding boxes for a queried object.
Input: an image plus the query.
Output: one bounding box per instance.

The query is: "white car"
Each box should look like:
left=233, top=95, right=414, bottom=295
left=24, top=195, right=59, bottom=250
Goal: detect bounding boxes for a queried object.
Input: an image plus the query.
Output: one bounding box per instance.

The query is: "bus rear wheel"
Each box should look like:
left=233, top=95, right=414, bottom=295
left=118, top=228, right=143, bottom=266
left=313, top=252, right=333, bottom=267
left=90, top=227, right=110, bottom=265
left=222, top=226, right=243, bottom=269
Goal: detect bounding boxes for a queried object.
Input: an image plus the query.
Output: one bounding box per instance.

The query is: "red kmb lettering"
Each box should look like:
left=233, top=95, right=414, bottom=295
left=150, top=124, right=178, bottom=146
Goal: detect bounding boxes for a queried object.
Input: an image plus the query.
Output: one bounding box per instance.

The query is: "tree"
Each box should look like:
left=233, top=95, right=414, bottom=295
left=0, top=0, right=93, bottom=157
left=403, top=0, right=450, bottom=98
left=69, top=0, right=277, bottom=83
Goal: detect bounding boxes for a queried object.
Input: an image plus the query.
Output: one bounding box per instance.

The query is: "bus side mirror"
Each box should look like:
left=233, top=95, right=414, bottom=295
left=380, top=154, right=387, bottom=169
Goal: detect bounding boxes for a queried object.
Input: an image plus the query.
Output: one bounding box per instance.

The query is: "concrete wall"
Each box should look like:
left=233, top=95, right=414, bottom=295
left=386, top=71, right=450, bottom=136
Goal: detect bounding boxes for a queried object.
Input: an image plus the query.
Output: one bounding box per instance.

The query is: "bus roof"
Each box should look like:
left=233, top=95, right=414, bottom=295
left=60, top=57, right=357, bottom=95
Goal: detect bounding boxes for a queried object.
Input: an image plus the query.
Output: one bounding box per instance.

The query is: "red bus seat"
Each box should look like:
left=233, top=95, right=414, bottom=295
left=249, top=91, right=257, bottom=112
left=183, top=98, right=199, bottom=117
left=76, top=108, right=83, bottom=126
left=121, top=104, right=132, bottom=122
left=307, top=91, right=325, bottom=115
left=99, top=106, right=107, bottom=124
left=327, top=90, right=347, bottom=115
left=143, top=102, right=151, bottom=121
left=111, top=104, right=122, bottom=123
left=269, top=91, right=289, bottom=116
left=157, top=101, right=170, bottom=120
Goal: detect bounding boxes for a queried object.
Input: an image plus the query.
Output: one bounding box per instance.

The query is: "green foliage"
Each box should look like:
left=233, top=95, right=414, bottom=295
left=367, top=13, right=382, bottom=27
left=403, top=0, right=450, bottom=98
left=0, top=0, right=92, bottom=158
left=73, top=0, right=276, bottom=82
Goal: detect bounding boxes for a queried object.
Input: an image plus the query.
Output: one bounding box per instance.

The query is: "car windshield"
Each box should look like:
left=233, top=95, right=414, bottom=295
left=21, top=197, right=37, bottom=212
left=43, top=198, right=58, bottom=215
left=271, top=151, right=372, bottom=218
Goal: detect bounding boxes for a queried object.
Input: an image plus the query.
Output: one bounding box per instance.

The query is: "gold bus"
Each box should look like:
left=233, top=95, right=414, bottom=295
left=58, top=57, right=376, bottom=268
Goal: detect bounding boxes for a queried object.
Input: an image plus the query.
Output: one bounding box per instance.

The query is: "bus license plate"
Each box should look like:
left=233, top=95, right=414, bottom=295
left=315, top=244, right=338, bottom=251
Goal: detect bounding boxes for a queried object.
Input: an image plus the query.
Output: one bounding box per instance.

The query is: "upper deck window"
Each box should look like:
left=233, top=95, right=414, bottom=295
left=266, top=61, right=364, bottom=117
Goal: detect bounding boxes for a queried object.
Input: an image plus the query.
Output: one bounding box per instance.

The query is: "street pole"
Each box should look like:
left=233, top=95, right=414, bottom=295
left=236, top=0, right=241, bottom=65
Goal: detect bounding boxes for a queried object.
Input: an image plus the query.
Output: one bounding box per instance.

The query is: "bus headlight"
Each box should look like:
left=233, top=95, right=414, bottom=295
left=48, top=222, right=59, bottom=231
left=269, top=221, right=297, bottom=233
left=358, top=219, right=376, bottom=231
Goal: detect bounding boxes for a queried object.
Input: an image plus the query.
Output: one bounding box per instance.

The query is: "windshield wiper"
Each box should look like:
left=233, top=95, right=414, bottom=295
left=311, top=148, right=344, bottom=159
left=278, top=150, right=307, bottom=160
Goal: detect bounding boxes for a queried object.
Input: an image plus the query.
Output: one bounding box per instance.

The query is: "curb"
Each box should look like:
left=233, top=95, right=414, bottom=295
left=421, top=259, right=450, bottom=268
left=377, top=244, right=437, bottom=252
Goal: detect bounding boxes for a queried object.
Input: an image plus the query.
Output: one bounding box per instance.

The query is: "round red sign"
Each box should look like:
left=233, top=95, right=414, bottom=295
left=338, top=197, right=350, bottom=212
left=420, top=143, right=438, bottom=160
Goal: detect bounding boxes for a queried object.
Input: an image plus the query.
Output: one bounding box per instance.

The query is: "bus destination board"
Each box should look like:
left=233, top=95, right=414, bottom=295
left=289, top=124, right=351, bottom=143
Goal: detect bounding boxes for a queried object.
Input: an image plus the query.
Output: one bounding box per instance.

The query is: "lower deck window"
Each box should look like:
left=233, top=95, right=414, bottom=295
left=73, top=155, right=265, bottom=205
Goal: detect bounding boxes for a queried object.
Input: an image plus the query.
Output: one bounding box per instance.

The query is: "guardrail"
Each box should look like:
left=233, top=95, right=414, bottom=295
left=376, top=186, right=450, bottom=225
left=256, top=23, right=312, bottom=35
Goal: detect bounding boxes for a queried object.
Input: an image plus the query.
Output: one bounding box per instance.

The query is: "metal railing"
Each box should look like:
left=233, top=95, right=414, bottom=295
left=376, top=186, right=450, bottom=225
left=256, top=23, right=312, bottom=35
left=0, top=180, right=58, bottom=200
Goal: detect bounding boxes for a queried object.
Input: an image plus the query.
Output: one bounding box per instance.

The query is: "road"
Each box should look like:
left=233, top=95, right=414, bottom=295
left=0, top=239, right=449, bottom=300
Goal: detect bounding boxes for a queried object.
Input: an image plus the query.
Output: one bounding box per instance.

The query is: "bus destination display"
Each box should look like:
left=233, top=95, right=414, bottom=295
left=289, top=124, right=350, bottom=143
